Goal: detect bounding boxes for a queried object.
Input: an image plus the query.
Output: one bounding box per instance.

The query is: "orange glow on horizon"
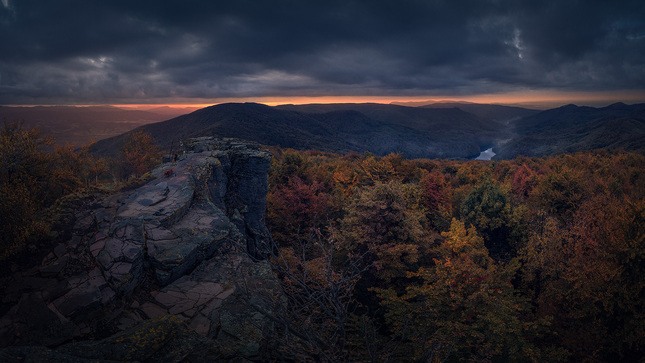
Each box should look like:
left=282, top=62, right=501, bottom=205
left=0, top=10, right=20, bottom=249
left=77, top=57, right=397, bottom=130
left=5, top=90, right=644, bottom=110
left=111, top=90, right=645, bottom=110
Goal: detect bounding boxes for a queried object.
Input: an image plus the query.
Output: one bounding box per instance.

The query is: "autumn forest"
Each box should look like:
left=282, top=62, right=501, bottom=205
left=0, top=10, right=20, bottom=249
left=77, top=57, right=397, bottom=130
left=0, top=120, right=644, bottom=362
left=264, top=147, right=644, bottom=361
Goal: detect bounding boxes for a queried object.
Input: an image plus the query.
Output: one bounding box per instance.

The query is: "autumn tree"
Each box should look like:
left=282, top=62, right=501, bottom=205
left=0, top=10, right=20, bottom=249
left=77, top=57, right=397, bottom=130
left=241, top=227, right=370, bottom=362
left=262, top=147, right=645, bottom=361
left=520, top=194, right=645, bottom=361
left=530, top=163, right=584, bottom=219
left=267, top=176, right=332, bottom=242
left=268, top=148, right=312, bottom=186
left=0, top=121, right=107, bottom=258
left=340, top=181, right=431, bottom=283
left=460, top=177, right=521, bottom=260
left=510, top=163, right=539, bottom=199
left=376, top=219, right=548, bottom=362
left=0, top=121, right=57, bottom=257
left=358, top=154, right=397, bottom=185
left=419, top=169, right=452, bottom=231
left=53, top=142, right=108, bottom=188
left=117, top=129, right=161, bottom=179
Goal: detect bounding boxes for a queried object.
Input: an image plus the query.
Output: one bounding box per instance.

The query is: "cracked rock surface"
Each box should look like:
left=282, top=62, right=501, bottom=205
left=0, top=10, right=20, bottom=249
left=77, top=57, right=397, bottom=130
left=0, top=137, right=280, bottom=361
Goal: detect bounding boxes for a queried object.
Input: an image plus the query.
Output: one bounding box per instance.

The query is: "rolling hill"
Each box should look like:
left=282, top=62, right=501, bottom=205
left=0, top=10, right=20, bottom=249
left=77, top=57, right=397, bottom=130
left=495, top=102, right=645, bottom=158
left=91, top=102, right=511, bottom=159
left=84, top=101, right=645, bottom=160
left=419, top=102, right=539, bottom=123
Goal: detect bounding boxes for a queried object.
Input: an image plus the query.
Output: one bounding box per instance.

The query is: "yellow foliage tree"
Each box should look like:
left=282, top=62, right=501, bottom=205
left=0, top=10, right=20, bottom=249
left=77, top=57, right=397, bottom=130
left=376, top=219, right=548, bottom=362
left=1, top=121, right=58, bottom=257
left=118, top=129, right=161, bottom=179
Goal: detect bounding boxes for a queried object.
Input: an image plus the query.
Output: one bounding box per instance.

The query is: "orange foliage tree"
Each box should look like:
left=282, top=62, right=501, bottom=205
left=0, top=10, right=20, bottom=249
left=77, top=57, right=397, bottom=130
left=520, top=194, right=645, bottom=361
left=263, top=147, right=644, bottom=362
left=0, top=121, right=55, bottom=257
left=339, top=181, right=430, bottom=283
left=376, top=219, right=548, bottom=362
left=117, top=129, right=161, bottom=179
left=0, top=121, right=108, bottom=258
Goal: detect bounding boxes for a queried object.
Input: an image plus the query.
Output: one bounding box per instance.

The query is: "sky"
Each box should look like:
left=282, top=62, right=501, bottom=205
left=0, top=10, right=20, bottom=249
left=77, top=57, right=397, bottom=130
left=1, top=0, right=644, bottom=108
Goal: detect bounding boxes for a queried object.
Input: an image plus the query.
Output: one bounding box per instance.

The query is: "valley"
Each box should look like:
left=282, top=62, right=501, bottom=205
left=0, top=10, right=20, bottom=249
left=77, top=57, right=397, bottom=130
left=3, top=101, right=643, bottom=161
left=0, top=106, right=196, bottom=146
left=89, top=101, right=645, bottom=161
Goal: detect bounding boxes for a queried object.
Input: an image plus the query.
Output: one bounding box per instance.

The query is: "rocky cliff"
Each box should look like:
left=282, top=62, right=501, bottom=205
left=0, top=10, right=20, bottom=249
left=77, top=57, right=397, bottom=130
left=0, top=137, right=280, bottom=361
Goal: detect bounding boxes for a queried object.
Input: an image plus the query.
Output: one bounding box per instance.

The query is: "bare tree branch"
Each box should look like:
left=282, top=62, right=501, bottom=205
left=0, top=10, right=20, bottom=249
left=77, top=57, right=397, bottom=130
left=237, top=220, right=372, bottom=362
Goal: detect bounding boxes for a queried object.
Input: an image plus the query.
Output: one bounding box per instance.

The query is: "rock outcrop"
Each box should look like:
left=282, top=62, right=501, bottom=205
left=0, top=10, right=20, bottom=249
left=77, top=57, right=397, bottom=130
left=0, top=137, right=279, bottom=361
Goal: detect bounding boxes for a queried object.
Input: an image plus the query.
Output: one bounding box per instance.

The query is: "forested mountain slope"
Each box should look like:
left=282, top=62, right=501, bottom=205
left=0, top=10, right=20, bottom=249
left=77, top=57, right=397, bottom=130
left=91, top=102, right=508, bottom=159
left=496, top=102, right=645, bottom=158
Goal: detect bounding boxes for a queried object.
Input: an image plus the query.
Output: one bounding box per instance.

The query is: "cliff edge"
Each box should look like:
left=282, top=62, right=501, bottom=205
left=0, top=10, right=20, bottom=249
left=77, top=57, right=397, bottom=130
left=0, top=137, right=279, bottom=361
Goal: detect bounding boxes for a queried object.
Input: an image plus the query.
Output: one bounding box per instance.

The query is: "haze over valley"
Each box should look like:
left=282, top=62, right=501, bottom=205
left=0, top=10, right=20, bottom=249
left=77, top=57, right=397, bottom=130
left=0, top=105, right=198, bottom=146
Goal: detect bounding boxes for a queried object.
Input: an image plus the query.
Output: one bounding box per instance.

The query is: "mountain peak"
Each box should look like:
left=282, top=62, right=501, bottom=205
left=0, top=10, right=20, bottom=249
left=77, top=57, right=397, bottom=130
left=604, top=102, right=627, bottom=109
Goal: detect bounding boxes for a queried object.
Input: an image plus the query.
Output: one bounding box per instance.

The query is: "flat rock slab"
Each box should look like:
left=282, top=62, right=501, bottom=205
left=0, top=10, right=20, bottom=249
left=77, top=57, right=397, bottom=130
left=116, top=177, right=193, bottom=223
left=52, top=279, right=103, bottom=318
left=146, top=202, right=231, bottom=286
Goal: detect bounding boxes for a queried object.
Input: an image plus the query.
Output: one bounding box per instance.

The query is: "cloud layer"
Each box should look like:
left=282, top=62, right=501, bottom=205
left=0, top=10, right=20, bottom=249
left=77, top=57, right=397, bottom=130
left=1, top=0, right=644, bottom=104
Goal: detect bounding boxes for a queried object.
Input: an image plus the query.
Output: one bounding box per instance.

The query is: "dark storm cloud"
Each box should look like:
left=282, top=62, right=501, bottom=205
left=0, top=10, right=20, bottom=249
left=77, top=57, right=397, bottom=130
left=0, top=0, right=644, bottom=104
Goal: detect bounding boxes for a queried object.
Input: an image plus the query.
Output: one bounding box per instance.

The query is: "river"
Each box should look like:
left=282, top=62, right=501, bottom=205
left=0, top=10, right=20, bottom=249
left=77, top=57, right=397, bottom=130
left=474, top=147, right=496, bottom=160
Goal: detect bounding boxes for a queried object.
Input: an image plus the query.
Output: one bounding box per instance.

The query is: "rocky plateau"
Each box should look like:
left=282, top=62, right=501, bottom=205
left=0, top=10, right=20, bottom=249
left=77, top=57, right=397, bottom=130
left=0, top=137, right=280, bottom=362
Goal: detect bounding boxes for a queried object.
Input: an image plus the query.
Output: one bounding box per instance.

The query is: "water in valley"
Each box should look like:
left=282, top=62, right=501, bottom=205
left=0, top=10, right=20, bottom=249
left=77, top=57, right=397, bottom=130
left=475, top=147, right=496, bottom=160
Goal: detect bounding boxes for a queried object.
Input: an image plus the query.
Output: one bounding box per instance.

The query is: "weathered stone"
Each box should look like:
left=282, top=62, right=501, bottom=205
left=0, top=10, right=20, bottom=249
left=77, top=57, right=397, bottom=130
left=112, top=221, right=138, bottom=240
left=106, top=261, right=143, bottom=297
left=100, top=287, right=116, bottom=305
left=200, top=298, right=223, bottom=319
left=218, top=298, right=265, bottom=358
left=136, top=181, right=169, bottom=206
left=189, top=313, right=211, bottom=336
left=116, top=173, right=194, bottom=225
left=40, top=280, right=70, bottom=302
left=39, top=255, right=69, bottom=277
left=97, top=238, right=124, bottom=266
left=139, top=303, right=168, bottom=319
left=68, top=235, right=83, bottom=250
left=0, top=137, right=279, bottom=360
left=41, top=252, right=56, bottom=266
left=87, top=267, right=107, bottom=289
left=145, top=224, right=179, bottom=241
left=53, top=244, right=67, bottom=258
left=116, top=311, right=144, bottom=331
left=90, top=238, right=106, bottom=258
left=52, top=279, right=103, bottom=319
left=154, top=290, right=185, bottom=307
left=0, top=293, right=76, bottom=347
left=73, top=214, right=95, bottom=232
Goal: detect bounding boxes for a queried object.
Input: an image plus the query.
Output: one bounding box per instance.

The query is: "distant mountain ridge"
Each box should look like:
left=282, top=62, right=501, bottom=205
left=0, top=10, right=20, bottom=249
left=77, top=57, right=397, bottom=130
left=495, top=102, right=645, bottom=158
left=420, top=102, right=539, bottom=122
left=91, top=102, right=515, bottom=159
left=88, top=101, right=645, bottom=160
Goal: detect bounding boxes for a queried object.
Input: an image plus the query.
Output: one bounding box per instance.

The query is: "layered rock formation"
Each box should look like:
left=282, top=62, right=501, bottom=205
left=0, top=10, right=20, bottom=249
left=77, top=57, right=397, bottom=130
left=0, top=137, right=279, bottom=361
